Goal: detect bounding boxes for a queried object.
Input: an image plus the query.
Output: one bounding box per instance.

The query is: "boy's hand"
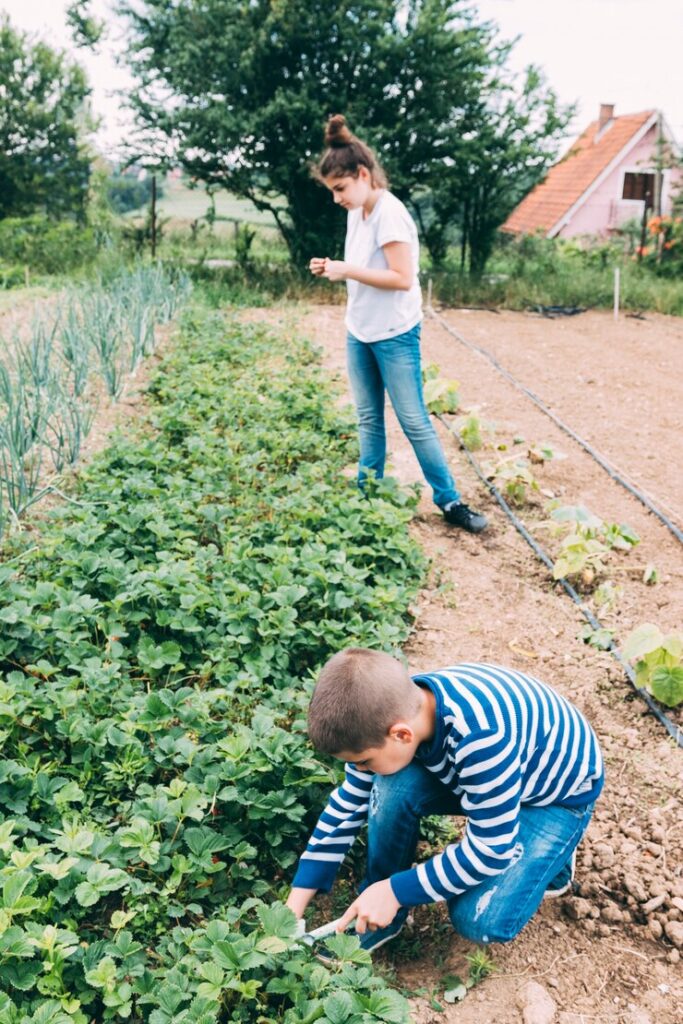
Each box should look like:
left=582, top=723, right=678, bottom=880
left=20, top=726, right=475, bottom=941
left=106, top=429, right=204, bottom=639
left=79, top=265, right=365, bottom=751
left=337, top=878, right=400, bottom=934
left=286, top=886, right=317, bottom=919
left=309, top=257, right=327, bottom=276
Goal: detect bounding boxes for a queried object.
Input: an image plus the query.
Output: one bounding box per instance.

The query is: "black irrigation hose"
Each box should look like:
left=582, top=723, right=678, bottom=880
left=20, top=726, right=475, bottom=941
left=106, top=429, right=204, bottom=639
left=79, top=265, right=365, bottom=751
left=427, top=306, right=683, bottom=547
left=435, top=412, right=683, bottom=750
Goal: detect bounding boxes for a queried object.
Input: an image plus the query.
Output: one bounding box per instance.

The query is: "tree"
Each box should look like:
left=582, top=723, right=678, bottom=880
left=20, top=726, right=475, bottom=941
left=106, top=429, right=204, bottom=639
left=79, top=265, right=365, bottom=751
left=454, top=65, right=573, bottom=276
left=119, top=0, right=570, bottom=273
left=118, top=0, right=492, bottom=266
left=66, top=1, right=106, bottom=49
left=0, top=17, right=92, bottom=221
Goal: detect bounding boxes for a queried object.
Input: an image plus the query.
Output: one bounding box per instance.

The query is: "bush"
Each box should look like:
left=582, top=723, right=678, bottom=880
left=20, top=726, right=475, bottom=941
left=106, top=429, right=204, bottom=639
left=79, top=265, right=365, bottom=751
left=0, top=215, right=98, bottom=275
left=106, top=172, right=162, bottom=215
left=430, top=230, right=683, bottom=315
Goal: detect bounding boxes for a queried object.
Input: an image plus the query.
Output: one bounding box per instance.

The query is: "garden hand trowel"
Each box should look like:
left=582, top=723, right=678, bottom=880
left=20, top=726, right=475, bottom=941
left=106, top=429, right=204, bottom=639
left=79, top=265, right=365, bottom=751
left=296, top=916, right=356, bottom=947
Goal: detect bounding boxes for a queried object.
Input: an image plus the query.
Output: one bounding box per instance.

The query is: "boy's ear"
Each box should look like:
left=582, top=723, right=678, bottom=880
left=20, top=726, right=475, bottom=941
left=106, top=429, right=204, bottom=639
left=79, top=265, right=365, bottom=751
left=388, top=722, right=414, bottom=744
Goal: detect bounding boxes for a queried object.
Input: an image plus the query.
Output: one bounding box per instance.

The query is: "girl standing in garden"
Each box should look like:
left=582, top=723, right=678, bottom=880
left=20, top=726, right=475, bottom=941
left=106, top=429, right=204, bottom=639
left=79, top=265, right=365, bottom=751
left=310, top=115, right=487, bottom=534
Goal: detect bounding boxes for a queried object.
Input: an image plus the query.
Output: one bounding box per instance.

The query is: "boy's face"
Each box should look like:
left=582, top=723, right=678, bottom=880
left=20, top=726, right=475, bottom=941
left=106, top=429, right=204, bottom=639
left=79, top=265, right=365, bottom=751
left=335, top=732, right=419, bottom=776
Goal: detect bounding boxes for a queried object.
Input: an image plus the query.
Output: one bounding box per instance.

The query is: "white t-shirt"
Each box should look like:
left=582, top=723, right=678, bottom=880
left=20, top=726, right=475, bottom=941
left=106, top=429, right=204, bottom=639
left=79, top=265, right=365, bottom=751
left=344, top=190, right=422, bottom=343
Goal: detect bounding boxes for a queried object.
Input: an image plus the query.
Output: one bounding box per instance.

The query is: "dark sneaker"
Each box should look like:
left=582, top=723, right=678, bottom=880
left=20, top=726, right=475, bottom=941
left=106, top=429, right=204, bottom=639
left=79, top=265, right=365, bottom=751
left=314, top=913, right=408, bottom=965
left=441, top=501, right=488, bottom=534
left=544, top=848, right=577, bottom=899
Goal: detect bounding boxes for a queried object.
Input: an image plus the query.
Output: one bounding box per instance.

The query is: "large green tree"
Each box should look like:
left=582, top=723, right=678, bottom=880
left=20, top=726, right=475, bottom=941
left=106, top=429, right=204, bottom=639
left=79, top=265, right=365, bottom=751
left=433, top=63, right=572, bottom=276
left=119, top=0, right=570, bottom=272
left=0, top=17, right=92, bottom=221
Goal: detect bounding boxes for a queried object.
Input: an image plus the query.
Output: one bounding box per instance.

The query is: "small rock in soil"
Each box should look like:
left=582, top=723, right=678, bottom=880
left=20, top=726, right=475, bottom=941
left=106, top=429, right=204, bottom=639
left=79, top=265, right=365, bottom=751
left=627, top=1011, right=653, bottom=1024
left=517, top=981, right=557, bottom=1024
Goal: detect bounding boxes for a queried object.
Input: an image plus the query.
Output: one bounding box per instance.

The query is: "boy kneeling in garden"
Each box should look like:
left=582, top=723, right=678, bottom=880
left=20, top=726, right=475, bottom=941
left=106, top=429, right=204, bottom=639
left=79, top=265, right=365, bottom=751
left=287, top=648, right=603, bottom=954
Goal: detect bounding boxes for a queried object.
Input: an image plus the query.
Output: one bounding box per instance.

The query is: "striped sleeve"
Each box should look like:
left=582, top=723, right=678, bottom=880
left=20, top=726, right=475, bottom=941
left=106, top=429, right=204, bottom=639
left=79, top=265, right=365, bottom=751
left=292, top=763, right=374, bottom=892
left=391, top=730, right=523, bottom=906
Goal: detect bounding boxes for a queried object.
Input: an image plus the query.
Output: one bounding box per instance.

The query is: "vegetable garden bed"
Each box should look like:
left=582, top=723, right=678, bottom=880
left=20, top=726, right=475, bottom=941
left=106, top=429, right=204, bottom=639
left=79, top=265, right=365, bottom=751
left=0, top=306, right=426, bottom=1023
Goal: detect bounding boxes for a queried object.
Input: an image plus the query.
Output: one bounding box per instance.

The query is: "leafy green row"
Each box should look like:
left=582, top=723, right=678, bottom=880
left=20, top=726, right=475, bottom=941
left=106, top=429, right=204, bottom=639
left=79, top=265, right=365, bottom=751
left=0, top=306, right=425, bottom=1022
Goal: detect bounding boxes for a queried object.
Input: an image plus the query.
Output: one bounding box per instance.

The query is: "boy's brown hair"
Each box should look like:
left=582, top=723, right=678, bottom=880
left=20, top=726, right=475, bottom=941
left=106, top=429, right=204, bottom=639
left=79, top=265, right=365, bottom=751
left=308, top=647, right=420, bottom=755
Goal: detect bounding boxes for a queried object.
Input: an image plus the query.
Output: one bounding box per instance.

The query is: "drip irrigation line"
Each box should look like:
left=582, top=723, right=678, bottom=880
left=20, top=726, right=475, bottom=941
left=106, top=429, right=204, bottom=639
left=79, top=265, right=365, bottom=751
left=427, top=306, right=683, bottom=547
left=435, top=412, right=683, bottom=750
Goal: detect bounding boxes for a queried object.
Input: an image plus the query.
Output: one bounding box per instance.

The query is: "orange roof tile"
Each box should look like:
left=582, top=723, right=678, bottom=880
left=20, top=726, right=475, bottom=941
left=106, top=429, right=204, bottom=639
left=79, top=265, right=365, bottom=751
left=503, top=110, right=656, bottom=236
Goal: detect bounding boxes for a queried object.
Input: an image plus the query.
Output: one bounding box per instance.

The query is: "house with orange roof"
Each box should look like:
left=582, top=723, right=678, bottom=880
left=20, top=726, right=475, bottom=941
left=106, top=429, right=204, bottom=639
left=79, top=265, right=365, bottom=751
left=503, top=105, right=681, bottom=238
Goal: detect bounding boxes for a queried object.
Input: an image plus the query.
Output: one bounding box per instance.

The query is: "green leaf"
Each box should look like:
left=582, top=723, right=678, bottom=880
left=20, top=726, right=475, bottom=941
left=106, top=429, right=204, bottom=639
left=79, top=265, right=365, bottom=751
left=323, top=933, right=372, bottom=965
left=622, top=624, right=664, bottom=661
left=0, top=958, right=43, bottom=990
left=442, top=974, right=467, bottom=1003
left=256, top=902, right=299, bottom=940
left=85, top=955, right=117, bottom=992
left=650, top=666, right=683, bottom=708
left=323, top=990, right=357, bottom=1023
left=358, top=989, right=409, bottom=1022
left=0, top=926, right=34, bottom=959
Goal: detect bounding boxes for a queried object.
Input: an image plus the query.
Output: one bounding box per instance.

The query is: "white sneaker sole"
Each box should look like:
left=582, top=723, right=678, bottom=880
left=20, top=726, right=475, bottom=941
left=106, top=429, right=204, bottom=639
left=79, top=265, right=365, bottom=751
left=544, top=848, right=577, bottom=900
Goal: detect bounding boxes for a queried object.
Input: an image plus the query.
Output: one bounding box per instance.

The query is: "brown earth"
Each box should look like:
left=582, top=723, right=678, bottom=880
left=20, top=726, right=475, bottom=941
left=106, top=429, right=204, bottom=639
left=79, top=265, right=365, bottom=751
left=243, top=304, right=683, bottom=1024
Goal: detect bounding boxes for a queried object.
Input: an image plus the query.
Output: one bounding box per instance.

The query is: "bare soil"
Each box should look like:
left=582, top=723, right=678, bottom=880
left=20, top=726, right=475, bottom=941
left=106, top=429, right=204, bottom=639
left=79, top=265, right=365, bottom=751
left=244, top=304, right=683, bottom=1024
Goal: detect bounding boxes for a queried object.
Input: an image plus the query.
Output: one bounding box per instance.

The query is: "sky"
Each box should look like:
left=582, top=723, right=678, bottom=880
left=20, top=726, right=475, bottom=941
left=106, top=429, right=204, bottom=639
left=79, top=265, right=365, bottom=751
left=2, top=0, right=682, bottom=158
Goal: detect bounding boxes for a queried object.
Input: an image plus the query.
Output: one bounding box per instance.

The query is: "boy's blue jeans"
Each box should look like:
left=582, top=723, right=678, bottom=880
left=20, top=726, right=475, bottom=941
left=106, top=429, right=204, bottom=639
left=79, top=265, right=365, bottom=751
left=346, top=324, right=461, bottom=508
left=365, top=762, right=594, bottom=944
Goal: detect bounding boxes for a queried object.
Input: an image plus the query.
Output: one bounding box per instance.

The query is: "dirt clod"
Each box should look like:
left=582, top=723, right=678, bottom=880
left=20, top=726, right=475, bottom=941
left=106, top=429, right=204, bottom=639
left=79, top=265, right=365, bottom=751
left=664, top=921, right=683, bottom=948
left=565, top=897, right=592, bottom=920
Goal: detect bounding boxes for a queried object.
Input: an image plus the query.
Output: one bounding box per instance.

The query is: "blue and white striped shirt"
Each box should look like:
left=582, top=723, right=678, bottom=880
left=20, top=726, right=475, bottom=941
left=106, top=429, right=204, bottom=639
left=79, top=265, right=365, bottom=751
left=293, top=664, right=604, bottom=906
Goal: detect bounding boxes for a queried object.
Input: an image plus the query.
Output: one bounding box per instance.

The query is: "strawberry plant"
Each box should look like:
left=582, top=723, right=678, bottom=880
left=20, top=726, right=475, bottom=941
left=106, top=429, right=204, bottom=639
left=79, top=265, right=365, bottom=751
left=0, top=301, right=421, bottom=1020
left=622, top=624, right=683, bottom=708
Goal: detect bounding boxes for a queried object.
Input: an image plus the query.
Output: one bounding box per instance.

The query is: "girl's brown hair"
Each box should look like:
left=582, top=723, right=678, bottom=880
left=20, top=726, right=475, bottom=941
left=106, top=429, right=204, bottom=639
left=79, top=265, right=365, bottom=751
left=314, top=114, right=388, bottom=188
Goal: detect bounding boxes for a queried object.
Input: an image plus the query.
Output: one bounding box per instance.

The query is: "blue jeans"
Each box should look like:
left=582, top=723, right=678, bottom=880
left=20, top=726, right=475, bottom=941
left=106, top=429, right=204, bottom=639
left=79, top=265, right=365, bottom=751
left=366, top=762, right=595, bottom=944
left=346, top=324, right=460, bottom=507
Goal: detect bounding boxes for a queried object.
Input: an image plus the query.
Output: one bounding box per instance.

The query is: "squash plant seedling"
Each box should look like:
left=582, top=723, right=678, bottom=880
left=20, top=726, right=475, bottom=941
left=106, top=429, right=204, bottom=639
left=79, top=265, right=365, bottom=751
left=623, top=624, right=683, bottom=708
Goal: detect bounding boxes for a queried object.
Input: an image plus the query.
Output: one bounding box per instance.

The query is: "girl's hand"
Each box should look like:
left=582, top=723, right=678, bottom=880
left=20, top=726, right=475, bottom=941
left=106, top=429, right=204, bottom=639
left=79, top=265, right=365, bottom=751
left=309, top=257, right=327, bottom=276
left=321, top=259, right=348, bottom=283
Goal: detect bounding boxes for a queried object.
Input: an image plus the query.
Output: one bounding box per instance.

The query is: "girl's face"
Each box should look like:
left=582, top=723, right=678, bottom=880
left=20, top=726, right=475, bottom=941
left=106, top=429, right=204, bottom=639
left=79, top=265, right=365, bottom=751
left=324, top=167, right=374, bottom=210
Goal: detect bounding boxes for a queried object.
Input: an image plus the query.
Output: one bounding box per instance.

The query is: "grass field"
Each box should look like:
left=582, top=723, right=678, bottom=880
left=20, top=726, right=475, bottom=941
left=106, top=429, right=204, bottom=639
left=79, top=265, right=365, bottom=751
left=128, top=174, right=279, bottom=232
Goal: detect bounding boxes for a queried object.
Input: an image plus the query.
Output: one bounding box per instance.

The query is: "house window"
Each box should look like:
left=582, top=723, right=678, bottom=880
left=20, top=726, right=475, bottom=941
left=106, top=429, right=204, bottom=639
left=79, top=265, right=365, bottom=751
left=622, top=172, right=655, bottom=202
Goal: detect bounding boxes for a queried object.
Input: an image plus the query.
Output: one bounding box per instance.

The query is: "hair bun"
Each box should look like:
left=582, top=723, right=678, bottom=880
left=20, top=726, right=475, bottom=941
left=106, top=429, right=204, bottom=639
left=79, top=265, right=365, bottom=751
left=325, top=114, right=353, bottom=147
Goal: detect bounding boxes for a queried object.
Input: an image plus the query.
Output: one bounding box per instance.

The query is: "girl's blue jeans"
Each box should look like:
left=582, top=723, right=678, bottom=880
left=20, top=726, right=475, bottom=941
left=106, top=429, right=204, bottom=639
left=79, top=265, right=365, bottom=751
left=346, top=323, right=461, bottom=507
left=365, top=762, right=595, bottom=944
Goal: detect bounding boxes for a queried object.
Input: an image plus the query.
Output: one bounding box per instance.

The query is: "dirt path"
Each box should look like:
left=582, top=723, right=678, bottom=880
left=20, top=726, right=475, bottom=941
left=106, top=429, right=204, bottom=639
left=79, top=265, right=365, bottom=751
left=246, top=304, right=683, bottom=1024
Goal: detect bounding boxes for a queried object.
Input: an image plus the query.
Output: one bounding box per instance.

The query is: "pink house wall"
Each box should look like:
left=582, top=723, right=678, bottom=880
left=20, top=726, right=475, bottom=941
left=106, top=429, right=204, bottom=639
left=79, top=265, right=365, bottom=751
left=557, top=125, right=681, bottom=238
